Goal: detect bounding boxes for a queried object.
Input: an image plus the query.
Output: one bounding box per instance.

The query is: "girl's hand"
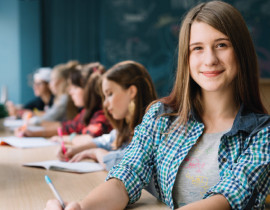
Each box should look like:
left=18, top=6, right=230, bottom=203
left=50, top=135, right=62, bottom=142
left=56, top=145, right=73, bottom=161
left=50, top=135, right=70, bottom=144
left=69, top=149, right=96, bottom=162
left=70, top=148, right=108, bottom=169
left=14, top=127, right=33, bottom=137
left=5, top=101, right=17, bottom=116
left=45, top=199, right=81, bottom=210
left=56, top=145, right=82, bottom=161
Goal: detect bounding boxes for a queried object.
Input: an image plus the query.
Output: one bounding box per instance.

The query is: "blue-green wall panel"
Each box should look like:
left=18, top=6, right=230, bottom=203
left=19, top=0, right=42, bottom=104
left=42, top=0, right=100, bottom=66
left=0, top=0, right=20, bottom=104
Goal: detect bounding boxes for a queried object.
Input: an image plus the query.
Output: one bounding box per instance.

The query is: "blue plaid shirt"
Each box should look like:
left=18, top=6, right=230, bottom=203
left=107, top=102, right=270, bottom=209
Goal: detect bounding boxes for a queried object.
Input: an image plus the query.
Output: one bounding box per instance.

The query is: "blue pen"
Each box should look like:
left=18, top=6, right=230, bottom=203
left=45, top=175, right=65, bottom=209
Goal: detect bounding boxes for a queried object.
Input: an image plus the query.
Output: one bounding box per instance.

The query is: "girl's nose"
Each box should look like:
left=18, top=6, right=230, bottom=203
left=103, top=99, right=108, bottom=108
left=204, top=48, right=218, bottom=66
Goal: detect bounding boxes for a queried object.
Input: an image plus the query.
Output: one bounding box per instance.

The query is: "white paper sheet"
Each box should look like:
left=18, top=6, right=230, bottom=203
left=23, top=160, right=104, bottom=173
left=0, top=136, right=58, bottom=148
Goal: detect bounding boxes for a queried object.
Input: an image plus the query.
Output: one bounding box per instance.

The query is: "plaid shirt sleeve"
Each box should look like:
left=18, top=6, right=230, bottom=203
left=106, top=102, right=162, bottom=204
left=61, top=109, right=86, bottom=135
left=82, top=109, right=112, bottom=137
left=205, top=125, right=270, bottom=209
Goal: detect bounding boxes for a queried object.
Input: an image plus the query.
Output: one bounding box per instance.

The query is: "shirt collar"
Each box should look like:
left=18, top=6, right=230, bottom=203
left=190, top=104, right=260, bottom=136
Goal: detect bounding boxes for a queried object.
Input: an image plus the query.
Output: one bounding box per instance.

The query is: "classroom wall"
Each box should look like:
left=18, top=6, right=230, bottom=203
left=0, top=0, right=270, bottom=104
left=0, top=0, right=20, bottom=104
left=19, top=0, right=42, bottom=105
left=0, top=0, right=41, bottom=105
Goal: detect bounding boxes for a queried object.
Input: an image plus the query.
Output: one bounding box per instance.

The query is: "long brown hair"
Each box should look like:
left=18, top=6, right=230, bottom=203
left=83, top=72, right=104, bottom=124
left=102, top=61, right=157, bottom=148
left=69, top=62, right=106, bottom=124
left=160, top=1, right=267, bottom=126
left=52, top=61, right=79, bottom=119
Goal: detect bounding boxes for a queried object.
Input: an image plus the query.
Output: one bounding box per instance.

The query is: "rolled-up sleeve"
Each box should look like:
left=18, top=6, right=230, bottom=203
left=92, top=129, right=116, bottom=151
left=106, top=103, right=160, bottom=204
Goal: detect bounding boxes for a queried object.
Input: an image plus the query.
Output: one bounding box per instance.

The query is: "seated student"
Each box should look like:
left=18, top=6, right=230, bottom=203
left=27, top=61, right=78, bottom=125
left=20, top=63, right=112, bottom=138
left=45, top=1, right=270, bottom=210
left=56, top=60, right=157, bottom=170
left=6, top=67, right=54, bottom=118
left=59, top=63, right=111, bottom=137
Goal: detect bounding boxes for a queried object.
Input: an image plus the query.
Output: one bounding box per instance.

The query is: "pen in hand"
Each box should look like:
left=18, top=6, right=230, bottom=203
left=18, top=112, right=32, bottom=137
left=57, top=127, right=69, bottom=161
left=45, top=175, right=66, bottom=209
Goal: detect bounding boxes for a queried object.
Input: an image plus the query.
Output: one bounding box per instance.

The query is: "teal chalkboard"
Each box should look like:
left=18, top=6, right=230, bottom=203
left=99, top=0, right=270, bottom=96
left=40, top=0, right=270, bottom=97
left=100, top=0, right=185, bottom=96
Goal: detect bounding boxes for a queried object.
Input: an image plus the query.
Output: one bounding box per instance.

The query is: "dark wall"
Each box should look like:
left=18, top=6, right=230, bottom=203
left=40, top=0, right=270, bottom=98
left=41, top=0, right=100, bottom=66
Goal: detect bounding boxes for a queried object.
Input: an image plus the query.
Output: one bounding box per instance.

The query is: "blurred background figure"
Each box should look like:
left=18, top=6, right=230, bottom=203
left=27, top=61, right=78, bottom=125
left=6, top=67, right=54, bottom=119
left=20, top=62, right=112, bottom=138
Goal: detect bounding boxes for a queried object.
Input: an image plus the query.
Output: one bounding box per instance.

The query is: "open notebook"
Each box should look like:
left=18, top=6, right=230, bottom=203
left=23, top=160, right=104, bottom=173
left=0, top=136, right=57, bottom=148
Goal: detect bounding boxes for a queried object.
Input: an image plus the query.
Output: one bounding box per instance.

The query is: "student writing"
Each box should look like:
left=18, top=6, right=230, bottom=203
left=19, top=62, right=111, bottom=139
left=56, top=60, right=157, bottom=170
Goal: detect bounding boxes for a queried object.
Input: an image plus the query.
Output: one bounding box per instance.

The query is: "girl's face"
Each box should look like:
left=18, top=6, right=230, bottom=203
left=102, top=78, right=135, bottom=121
left=49, top=71, right=60, bottom=95
left=68, top=84, right=84, bottom=107
left=189, top=21, right=238, bottom=94
left=33, top=78, right=49, bottom=97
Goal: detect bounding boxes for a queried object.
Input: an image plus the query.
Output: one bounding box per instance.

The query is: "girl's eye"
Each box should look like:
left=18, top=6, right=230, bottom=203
left=191, top=46, right=203, bottom=51
left=217, top=43, right=227, bottom=48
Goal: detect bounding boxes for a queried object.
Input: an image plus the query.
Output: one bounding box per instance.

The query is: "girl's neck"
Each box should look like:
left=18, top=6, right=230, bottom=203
left=200, top=89, right=239, bottom=133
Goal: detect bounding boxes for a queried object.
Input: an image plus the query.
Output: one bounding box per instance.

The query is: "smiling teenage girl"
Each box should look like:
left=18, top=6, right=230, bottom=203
left=45, top=1, right=270, bottom=210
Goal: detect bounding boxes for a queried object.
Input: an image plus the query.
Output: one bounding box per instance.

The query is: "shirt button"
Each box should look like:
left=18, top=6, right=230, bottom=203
left=222, top=158, right=227, bottom=163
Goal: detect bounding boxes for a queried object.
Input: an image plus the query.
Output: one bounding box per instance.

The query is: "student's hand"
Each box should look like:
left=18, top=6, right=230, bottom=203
left=56, top=145, right=81, bottom=161
left=5, top=101, right=17, bottom=116
left=50, top=136, right=61, bottom=142
left=70, top=148, right=108, bottom=169
left=45, top=199, right=81, bottom=210
left=14, top=126, right=25, bottom=137
left=22, top=110, right=33, bottom=120
left=69, top=149, right=96, bottom=162
left=50, top=135, right=70, bottom=144
left=14, top=127, right=35, bottom=137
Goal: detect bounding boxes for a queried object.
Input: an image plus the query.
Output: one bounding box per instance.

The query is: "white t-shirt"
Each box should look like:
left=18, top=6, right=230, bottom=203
left=172, top=130, right=227, bottom=208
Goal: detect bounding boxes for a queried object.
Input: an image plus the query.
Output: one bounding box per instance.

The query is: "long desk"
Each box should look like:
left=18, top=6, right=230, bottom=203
left=1, top=129, right=269, bottom=210
left=0, top=130, right=169, bottom=210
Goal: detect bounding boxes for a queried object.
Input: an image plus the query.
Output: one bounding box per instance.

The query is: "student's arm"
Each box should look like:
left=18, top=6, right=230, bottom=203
left=22, top=128, right=57, bottom=138
left=33, top=94, right=68, bottom=125
left=45, top=178, right=129, bottom=210
left=177, top=194, right=231, bottom=210
left=56, top=139, right=97, bottom=161
left=69, top=148, right=109, bottom=168
left=80, top=178, right=129, bottom=209
left=71, top=134, right=93, bottom=145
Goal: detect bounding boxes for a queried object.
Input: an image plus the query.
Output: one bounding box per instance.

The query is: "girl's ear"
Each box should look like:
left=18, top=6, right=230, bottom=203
left=128, top=85, right=138, bottom=100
